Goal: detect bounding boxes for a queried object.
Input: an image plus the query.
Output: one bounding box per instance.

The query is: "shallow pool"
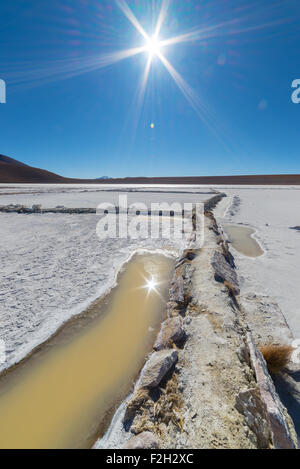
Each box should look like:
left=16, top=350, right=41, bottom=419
left=0, top=253, right=174, bottom=449
left=223, top=225, right=264, bottom=258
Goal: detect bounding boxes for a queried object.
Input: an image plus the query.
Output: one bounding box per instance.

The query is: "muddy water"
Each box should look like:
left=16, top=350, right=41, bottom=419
left=223, top=225, right=264, bottom=258
left=0, top=253, right=174, bottom=449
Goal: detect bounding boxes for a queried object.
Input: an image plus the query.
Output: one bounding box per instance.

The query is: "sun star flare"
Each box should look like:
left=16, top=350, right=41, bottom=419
left=115, top=0, right=206, bottom=129
left=145, top=278, right=157, bottom=292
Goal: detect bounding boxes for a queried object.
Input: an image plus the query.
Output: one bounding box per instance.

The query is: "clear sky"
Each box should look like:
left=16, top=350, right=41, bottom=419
left=0, top=0, right=299, bottom=178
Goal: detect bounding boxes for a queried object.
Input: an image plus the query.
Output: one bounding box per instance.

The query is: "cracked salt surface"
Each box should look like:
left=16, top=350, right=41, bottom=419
left=0, top=184, right=214, bottom=372
left=0, top=209, right=190, bottom=372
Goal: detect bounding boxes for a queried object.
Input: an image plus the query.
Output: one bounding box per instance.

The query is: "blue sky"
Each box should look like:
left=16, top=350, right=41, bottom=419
left=0, top=0, right=299, bottom=178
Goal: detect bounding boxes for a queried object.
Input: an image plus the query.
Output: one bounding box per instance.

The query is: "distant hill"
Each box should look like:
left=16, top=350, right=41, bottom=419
left=0, top=153, right=300, bottom=185
left=0, top=154, right=67, bottom=183
left=0, top=154, right=29, bottom=168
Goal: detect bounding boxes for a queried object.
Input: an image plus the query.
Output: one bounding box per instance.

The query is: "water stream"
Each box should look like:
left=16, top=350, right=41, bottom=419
left=0, top=253, right=174, bottom=449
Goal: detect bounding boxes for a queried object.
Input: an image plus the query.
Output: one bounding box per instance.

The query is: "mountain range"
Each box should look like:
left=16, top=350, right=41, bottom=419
left=1, top=154, right=300, bottom=185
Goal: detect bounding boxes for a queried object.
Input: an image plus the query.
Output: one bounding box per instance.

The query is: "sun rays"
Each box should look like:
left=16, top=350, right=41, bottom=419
left=115, top=0, right=190, bottom=90
left=5, top=0, right=293, bottom=137
left=113, top=0, right=287, bottom=138
left=114, top=0, right=206, bottom=129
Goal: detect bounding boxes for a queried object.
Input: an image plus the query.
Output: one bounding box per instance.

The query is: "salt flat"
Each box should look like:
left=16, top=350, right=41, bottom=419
left=0, top=190, right=211, bottom=209
left=1, top=184, right=300, bottom=374
left=0, top=183, right=216, bottom=193
left=215, top=186, right=300, bottom=339
left=0, top=212, right=188, bottom=372
left=0, top=184, right=213, bottom=208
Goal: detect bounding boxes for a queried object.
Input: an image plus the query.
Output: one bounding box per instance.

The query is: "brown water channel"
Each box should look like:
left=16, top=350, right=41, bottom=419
left=0, top=253, right=174, bottom=449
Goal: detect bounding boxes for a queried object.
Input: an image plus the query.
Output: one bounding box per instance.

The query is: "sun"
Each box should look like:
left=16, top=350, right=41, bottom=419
left=114, top=0, right=210, bottom=127
left=145, top=36, right=162, bottom=57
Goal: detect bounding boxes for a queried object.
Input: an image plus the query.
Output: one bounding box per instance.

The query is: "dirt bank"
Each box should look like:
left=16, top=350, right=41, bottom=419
left=118, top=201, right=298, bottom=449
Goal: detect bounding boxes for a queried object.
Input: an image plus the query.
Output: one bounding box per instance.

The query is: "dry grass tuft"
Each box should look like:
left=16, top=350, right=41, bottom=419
left=259, top=344, right=294, bottom=374
left=153, top=374, right=184, bottom=432
left=124, top=389, right=150, bottom=423
left=131, top=415, right=156, bottom=435
left=125, top=368, right=184, bottom=436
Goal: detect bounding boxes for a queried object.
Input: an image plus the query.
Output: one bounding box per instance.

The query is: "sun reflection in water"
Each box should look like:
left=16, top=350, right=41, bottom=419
left=145, top=278, right=157, bottom=292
